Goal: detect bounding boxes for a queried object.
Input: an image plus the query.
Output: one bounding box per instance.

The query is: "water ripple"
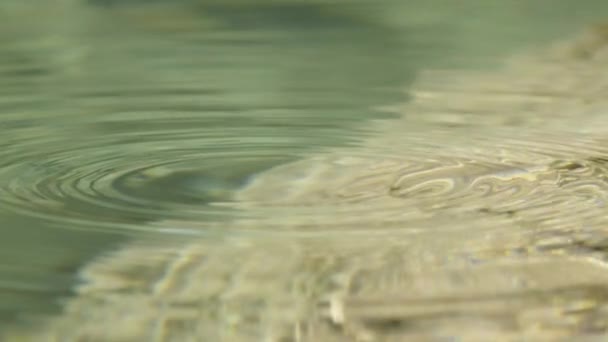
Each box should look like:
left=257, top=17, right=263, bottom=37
left=0, top=119, right=342, bottom=233
left=228, top=126, right=608, bottom=239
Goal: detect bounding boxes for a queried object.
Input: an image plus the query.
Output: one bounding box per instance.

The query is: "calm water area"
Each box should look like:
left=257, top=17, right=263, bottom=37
left=2, top=1, right=608, bottom=340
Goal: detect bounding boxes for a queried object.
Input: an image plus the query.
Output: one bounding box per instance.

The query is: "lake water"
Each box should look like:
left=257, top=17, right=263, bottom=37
left=2, top=1, right=608, bottom=340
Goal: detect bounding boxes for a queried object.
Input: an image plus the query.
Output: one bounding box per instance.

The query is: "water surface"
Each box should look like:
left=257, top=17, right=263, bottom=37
left=2, top=1, right=608, bottom=340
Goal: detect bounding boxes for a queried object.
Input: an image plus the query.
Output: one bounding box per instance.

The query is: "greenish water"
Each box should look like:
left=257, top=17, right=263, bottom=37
left=1, top=0, right=608, bottom=340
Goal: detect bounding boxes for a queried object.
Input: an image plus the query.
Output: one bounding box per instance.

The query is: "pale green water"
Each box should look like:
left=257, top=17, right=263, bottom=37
left=1, top=0, right=608, bottom=339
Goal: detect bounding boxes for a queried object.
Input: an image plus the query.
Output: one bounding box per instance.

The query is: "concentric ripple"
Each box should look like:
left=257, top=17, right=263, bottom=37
left=0, top=118, right=343, bottom=233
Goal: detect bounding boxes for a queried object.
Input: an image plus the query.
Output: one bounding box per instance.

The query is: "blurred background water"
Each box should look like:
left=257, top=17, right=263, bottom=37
left=1, top=0, right=608, bottom=336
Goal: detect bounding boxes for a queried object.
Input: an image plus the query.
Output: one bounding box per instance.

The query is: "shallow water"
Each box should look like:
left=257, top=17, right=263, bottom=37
left=2, top=0, right=608, bottom=340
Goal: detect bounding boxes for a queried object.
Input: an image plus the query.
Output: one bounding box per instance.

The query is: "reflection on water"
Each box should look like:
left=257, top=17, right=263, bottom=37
left=2, top=0, right=608, bottom=340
